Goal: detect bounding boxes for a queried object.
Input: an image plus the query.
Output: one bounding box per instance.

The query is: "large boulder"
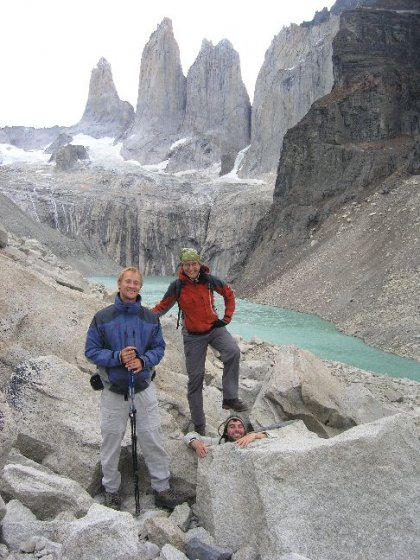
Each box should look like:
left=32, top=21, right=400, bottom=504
left=60, top=504, right=146, bottom=560
left=0, top=450, right=93, bottom=519
left=5, top=356, right=102, bottom=491
left=0, top=251, right=100, bottom=388
left=0, top=397, right=16, bottom=471
left=250, top=346, right=398, bottom=437
left=2, top=500, right=155, bottom=560
left=196, top=413, right=420, bottom=559
left=44, top=132, right=73, bottom=154
left=49, top=144, right=89, bottom=170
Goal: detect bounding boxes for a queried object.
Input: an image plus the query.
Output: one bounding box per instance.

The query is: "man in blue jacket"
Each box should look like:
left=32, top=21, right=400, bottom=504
left=85, top=266, right=184, bottom=511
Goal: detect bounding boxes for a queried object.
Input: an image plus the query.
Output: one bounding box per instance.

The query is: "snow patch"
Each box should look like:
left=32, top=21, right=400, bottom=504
left=170, top=137, right=190, bottom=151
left=0, top=144, right=50, bottom=166
left=71, top=134, right=124, bottom=163
left=142, top=159, right=169, bottom=173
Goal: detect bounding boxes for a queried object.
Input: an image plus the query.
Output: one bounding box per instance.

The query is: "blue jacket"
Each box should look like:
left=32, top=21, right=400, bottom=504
left=85, top=294, right=165, bottom=394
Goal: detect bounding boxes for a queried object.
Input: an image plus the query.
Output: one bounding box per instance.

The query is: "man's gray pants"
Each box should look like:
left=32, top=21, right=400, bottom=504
left=100, top=382, right=170, bottom=494
left=183, top=326, right=240, bottom=426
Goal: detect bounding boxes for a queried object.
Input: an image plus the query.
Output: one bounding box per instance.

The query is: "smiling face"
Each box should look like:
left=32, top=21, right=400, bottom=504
left=182, top=260, right=201, bottom=280
left=118, top=270, right=142, bottom=303
left=225, top=419, right=246, bottom=441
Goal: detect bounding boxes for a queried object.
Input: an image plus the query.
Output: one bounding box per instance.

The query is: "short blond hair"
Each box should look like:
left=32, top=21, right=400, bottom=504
left=117, top=267, right=143, bottom=288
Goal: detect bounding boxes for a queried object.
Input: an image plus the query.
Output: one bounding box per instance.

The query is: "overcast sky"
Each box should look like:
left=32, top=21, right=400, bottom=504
left=1, top=0, right=336, bottom=128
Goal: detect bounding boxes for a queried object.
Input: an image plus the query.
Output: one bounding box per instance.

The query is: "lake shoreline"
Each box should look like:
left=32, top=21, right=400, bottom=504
left=87, top=275, right=420, bottom=383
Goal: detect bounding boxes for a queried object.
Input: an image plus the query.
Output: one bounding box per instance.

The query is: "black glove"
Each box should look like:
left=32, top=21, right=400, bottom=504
left=212, top=319, right=227, bottom=329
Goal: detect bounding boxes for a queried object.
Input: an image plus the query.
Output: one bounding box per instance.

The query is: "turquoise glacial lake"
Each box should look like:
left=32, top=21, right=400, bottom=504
left=88, top=275, right=420, bottom=382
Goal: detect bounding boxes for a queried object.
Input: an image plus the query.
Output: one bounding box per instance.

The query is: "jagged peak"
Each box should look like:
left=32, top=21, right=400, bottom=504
left=301, top=7, right=331, bottom=27
left=198, top=38, right=235, bottom=53
left=200, top=38, right=214, bottom=51
left=216, top=38, right=234, bottom=51
left=88, top=58, right=116, bottom=89
left=156, top=17, right=174, bottom=33
left=96, top=57, right=111, bottom=70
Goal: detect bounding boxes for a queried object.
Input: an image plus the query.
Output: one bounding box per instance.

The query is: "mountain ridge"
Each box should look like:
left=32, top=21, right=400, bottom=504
left=0, top=0, right=419, bottom=362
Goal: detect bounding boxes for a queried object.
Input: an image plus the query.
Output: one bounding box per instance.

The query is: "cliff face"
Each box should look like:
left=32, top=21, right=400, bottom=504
left=271, top=8, right=419, bottom=217
left=0, top=165, right=271, bottom=278
left=237, top=7, right=420, bottom=359
left=121, top=18, right=187, bottom=165
left=166, top=39, right=250, bottom=175
left=240, top=15, right=340, bottom=178
left=239, top=0, right=420, bottom=179
left=121, top=21, right=250, bottom=174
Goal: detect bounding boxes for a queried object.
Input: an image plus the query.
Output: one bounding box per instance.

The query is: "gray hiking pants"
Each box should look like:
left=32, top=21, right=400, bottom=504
left=100, top=382, right=170, bottom=494
left=183, top=326, right=240, bottom=426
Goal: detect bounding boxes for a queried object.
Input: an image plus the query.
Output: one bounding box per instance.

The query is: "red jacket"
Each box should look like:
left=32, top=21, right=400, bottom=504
left=151, top=266, right=236, bottom=334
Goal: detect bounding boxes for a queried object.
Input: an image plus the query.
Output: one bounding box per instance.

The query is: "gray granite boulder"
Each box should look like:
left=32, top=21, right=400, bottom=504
left=250, top=346, right=398, bottom=437
left=0, top=397, right=16, bottom=471
left=196, top=413, right=420, bottom=559
left=49, top=144, right=89, bottom=170
left=0, top=451, right=93, bottom=519
left=60, top=504, right=143, bottom=560
left=5, top=356, right=102, bottom=491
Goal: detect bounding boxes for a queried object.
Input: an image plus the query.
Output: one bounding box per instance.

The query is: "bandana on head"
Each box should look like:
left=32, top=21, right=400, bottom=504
left=179, top=247, right=201, bottom=263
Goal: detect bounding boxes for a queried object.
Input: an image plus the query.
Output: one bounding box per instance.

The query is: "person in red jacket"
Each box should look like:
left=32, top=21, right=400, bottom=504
left=152, top=248, right=247, bottom=435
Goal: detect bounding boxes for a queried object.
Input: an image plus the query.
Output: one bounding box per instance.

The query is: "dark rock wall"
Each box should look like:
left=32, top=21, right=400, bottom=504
left=237, top=7, right=420, bottom=283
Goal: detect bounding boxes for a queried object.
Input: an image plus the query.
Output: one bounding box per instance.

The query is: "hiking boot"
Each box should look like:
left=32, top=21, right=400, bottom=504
left=104, top=491, right=121, bottom=510
left=194, top=424, right=206, bottom=436
left=222, top=398, right=248, bottom=412
left=154, top=487, right=186, bottom=510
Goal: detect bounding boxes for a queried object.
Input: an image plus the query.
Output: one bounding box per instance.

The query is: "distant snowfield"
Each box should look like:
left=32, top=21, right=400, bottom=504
left=0, top=134, right=265, bottom=184
left=72, top=134, right=126, bottom=163
left=0, top=135, right=130, bottom=168
left=0, top=143, right=51, bottom=166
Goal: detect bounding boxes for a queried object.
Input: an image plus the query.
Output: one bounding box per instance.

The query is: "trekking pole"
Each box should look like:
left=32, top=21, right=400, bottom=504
left=128, top=371, right=141, bottom=515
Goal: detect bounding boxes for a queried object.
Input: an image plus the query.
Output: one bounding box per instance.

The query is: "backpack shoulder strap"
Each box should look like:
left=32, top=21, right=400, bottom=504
left=174, top=279, right=185, bottom=329
left=205, top=273, right=217, bottom=290
left=174, top=278, right=184, bottom=301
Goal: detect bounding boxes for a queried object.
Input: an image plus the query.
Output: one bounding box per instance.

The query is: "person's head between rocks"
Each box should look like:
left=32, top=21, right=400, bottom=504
left=218, top=415, right=247, bottom=443
left=184, top=414, right=273, bottom=458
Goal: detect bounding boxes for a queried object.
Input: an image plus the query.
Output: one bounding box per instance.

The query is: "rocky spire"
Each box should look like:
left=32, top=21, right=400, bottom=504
left=239, top=16, right=339, bottom=178
left=121, top=18, right=186, bottom=164
left=166, top=39, right=251, bottom=175
left=78, top=58, right=134, bottom=139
